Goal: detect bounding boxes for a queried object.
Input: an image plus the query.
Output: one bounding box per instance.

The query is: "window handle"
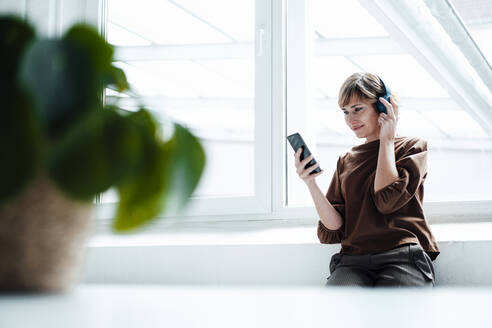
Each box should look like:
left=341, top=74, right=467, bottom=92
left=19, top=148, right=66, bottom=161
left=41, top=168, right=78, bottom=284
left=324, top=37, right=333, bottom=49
left=257, top=26, right=265, bottom=57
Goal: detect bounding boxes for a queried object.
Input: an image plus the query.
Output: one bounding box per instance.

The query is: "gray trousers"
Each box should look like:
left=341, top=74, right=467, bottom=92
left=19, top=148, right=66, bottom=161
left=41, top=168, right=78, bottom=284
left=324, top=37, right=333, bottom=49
left=325, top=243, right=436, bottom=288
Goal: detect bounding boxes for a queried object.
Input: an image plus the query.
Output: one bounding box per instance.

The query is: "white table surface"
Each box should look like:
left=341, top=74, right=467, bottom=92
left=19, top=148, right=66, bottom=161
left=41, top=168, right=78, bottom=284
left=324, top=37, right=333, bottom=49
left=1, top=284, right=492, bottom=328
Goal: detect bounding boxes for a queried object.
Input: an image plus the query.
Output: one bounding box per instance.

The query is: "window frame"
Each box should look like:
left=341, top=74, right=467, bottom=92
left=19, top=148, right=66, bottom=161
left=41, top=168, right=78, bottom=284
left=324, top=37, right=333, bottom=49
left=93, top=0, right=273, bottom=223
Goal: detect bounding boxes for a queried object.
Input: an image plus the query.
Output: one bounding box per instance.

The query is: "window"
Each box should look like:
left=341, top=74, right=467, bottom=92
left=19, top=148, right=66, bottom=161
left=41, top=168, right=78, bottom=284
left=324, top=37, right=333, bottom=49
left=4, top=0, right=490, bottom=227
left=286, top=0, right=492, bottom=208
left=93, top=0, right=491, bottom=224
left=100, top=0, right=272, bottom=219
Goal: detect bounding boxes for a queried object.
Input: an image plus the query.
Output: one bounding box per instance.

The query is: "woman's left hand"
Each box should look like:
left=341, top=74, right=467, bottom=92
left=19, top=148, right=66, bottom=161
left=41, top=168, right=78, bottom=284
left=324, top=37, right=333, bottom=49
left=378, top=96, right=399, bottom=143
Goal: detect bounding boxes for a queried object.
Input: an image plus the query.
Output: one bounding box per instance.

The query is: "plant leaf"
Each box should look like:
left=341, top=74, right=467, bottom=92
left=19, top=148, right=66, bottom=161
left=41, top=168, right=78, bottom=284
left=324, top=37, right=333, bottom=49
left=0, top=89, right=41, bottom=205
left=18, top=39, right=98, bottom=138
left=63, top=24, right=113, bottom=78
left=113, top=141, right=169, bottom=231
left=160, top=123, right=206, bottom=214
left=48, top=107, right=143, bottom=201
left=112, top=109, right=165, bottom=230
left=0, top=15, right=35, bottom=93
left=112, top=120, right=205, bottom=232
left=64, top=24, right=130, bottom=94
left=103, top=66, right=129, bottom=92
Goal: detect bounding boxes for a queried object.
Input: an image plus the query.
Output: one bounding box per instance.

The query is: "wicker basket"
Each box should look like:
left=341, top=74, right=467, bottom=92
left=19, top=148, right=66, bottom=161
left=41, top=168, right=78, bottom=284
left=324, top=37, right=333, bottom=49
left=0, top=173, right=93, bottom=292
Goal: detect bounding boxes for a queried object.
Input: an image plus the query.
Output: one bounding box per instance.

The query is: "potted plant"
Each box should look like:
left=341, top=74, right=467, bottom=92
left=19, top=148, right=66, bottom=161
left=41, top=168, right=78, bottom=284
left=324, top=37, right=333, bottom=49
left=0, top=15, right=206, bottom=292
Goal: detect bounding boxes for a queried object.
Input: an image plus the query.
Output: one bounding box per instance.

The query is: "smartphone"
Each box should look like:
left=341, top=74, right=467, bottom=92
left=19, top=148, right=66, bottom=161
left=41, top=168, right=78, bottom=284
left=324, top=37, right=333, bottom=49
left=287, top=133, right=321, bottom=174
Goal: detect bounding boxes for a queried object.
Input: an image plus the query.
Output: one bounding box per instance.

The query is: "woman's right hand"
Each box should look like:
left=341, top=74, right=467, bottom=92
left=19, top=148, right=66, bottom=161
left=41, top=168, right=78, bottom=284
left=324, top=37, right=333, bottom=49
left=294, top=147, right=323, bottom=185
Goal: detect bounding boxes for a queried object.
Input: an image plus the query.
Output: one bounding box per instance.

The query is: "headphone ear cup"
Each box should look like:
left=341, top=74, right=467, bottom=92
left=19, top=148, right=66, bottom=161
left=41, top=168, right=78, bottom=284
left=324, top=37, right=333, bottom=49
left=376, top=75, right=390, bottom=114
left=375, top=100, right=387, bottom=114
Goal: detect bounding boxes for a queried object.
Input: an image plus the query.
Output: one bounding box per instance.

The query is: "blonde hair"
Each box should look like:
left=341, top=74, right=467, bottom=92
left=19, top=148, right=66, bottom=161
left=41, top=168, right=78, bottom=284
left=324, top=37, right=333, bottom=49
left=338, top=72, right=400, bottom=110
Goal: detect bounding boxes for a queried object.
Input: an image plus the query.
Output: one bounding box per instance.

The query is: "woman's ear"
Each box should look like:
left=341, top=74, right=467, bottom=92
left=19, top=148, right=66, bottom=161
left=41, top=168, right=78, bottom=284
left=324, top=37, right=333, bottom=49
left=372, top=102, right=380, bottom=113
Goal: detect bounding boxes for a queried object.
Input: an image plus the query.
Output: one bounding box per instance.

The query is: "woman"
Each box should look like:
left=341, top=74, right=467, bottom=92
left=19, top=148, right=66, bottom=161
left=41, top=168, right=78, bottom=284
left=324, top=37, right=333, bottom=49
left=294, top=72, right=440, bottom=287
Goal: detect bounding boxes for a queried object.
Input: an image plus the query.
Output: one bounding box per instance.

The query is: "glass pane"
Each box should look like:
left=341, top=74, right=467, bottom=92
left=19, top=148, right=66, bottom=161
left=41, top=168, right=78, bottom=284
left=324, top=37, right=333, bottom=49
left=422, top=110, right=487, bottom=138
left=169, top=0, right=254, bottom=42
left=287, top=0, right=492, bottom=207
left=470, top=28, right=492, bottom=65
left=106, top=22, right=151, bottom=46
left=426, top=148, right=492, bottom=201
left=107, top=0, right=230, bottom=44
left=449, top=0, right=492, bottom=67
left=311, top=0, right=388, bottom=38
left=129, top=60, right=252, bottom=98
left=313, top=57, right=361, bottom=98
left=349, top=55, right=449, bottom=98
left=102, top=0, right=255, bottom=203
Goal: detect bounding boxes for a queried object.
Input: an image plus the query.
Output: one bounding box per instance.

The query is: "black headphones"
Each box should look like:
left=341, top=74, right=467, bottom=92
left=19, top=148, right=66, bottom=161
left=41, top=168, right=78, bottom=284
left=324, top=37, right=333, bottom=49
left=375, top=75, right=391, bottom=114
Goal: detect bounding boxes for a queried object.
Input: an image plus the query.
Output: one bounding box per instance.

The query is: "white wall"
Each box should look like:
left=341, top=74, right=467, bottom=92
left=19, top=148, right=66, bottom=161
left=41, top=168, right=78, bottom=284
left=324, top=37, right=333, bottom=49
left=80, top=230, right=492, bottom=286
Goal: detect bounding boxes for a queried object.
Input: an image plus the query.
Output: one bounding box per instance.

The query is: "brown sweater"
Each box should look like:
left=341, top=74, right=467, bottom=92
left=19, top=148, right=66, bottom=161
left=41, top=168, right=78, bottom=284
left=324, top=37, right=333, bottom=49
left=317, top=136, right=440, bottom=261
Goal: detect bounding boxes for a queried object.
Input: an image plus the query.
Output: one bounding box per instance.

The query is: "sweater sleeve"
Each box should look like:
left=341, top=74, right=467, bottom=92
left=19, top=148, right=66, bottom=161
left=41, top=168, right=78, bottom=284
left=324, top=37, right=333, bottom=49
left=370, top=138, right=428, bottom=215
left=317, top=156, right=345, bottom=244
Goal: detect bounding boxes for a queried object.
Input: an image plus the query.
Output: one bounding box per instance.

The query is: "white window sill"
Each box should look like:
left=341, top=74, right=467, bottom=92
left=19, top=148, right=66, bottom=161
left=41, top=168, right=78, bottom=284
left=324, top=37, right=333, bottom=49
left=88, top=222, right=492, bottom=248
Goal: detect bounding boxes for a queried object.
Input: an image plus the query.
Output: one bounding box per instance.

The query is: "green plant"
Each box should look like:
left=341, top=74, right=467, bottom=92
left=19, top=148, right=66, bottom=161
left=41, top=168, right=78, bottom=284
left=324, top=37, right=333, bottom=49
left=0, top=15, right=206, bottom=231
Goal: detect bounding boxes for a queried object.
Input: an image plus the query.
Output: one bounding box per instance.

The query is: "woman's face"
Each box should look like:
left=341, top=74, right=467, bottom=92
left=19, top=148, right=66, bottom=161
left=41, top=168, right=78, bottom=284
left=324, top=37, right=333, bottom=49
left=341, top=97, right=380, bottom=143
